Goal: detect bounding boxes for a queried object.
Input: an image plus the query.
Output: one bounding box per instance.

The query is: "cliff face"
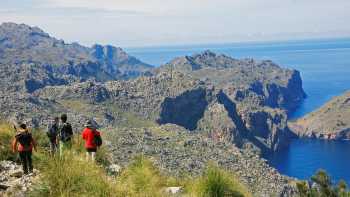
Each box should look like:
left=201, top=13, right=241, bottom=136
left=290, top=91, right=350, bottom=139
left=153, top=51, right=304, bottom=152
left=159, top=51, right=306, bottom=112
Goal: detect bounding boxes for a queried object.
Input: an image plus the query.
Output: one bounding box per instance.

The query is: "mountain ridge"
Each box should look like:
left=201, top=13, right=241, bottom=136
left=0, top=22, right=153, bottom=93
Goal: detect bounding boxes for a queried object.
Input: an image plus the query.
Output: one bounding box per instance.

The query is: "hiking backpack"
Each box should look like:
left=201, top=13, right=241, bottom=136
left=93, top=131, right=102, bottom=147
left=47, top=124, right=58, bottom=140
left=60, top=123, right=73, bottom=142
left=16, top=132, right=32, bottom=149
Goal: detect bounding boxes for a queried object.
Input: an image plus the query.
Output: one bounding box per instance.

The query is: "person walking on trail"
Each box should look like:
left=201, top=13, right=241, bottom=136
left=12, top=123, right=37, bottom=175
left=47, top=117, right=59, bottom=155
left=82, top=120, right=102, bottom=161
left=58, top=114, right=73, bottom=155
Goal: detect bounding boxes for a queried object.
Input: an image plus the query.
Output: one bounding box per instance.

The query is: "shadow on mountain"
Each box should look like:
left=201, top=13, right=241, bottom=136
left=157, top=88, right=208, bottom=130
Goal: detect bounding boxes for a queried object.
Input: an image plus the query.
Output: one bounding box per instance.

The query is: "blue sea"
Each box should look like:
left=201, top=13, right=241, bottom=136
left=126, top=38, right=350, bottom=184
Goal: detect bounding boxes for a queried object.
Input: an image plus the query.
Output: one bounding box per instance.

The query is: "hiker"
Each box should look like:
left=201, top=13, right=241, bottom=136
left=82, top=120, right=102, bottom=161
left=12, top=123, right=37, bottom=174
left=47, top=117, right=59, bottom=155
left=58, top=114, right=73, bottom=155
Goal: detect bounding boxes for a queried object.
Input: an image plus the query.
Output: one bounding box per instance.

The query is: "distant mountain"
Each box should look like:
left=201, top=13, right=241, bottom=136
left=0, top=22, right=153, bottom=92
left=290, top=91, right=350, bottom=139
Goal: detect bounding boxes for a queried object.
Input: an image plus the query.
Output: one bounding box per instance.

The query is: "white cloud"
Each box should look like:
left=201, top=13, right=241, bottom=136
left=0, top=0, right=350, bottom=46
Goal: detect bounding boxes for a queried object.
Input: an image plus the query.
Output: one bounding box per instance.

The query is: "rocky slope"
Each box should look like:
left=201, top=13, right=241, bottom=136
left=0, top=22, right=153, bottom=93
left=104, top=124, right=297, bottom=196
left=0, top=22, right=307, bottom=196
left=158, top=50, right=306, bottom=112
left=0, top=161, right=39, bottom=197
left=0, top=46, right=305, bottom=153
left=290, top=91, right=350, bottom=139
left=35, top=58, right=303, bottom=153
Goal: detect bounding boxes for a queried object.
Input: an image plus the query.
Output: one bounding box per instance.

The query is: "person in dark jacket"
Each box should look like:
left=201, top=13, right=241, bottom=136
left=58, top=114, right=73, bottom=156
left=47, top=117, right=59, bottom=155
left=81, top=120, right=101, bottom=161
left=12, top=123, right=37, bottom=174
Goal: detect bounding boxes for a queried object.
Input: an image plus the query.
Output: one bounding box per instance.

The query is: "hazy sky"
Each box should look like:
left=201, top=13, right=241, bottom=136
left=0, top=0, right=349, bottom=47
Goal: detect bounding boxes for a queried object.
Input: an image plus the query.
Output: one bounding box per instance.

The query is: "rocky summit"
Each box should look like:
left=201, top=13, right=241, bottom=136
left=290, top=91, right=350, bottom=140
left=0, top=22, right=307, bottom=196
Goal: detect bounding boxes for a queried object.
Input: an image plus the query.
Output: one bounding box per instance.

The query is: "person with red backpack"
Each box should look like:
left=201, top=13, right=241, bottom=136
left=12, top=123, right=37, bottom=174
left=81, top=120, right=102, bottom=161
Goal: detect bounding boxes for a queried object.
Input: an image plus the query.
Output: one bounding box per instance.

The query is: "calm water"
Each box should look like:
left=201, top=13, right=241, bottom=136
left=268, top=139, right=350, bottom=184
left=126, top=38, right=350, bottom=183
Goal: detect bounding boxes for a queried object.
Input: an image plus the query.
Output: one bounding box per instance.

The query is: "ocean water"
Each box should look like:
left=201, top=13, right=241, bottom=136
left=126, top=38, right=350, bottom=183
left=267, top=139, right=350, bottom=184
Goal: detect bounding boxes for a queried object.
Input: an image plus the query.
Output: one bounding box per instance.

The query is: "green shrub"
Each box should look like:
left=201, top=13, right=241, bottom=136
left=297, top=169, right=350, bottom=197
left=187, top=164, right=251, bottom=197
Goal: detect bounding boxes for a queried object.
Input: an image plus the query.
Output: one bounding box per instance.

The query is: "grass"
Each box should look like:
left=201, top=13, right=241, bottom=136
left=29, top=152, right=116, bottom=197
left=186, top=164, right=252, bottom=197
left=115, top=155, right=168, bottom=197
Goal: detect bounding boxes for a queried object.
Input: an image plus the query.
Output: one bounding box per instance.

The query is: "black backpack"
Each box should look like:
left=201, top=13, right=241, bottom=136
left=60, top=123, right=73, bottom=142
left=47, top=124, right=58, bottom=140
left=93, top=131, right=102, bottom=147
left=16, top=132, right=32, bottom=149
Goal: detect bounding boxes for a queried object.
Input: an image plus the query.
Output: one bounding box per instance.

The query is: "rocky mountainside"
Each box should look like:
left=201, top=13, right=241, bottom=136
left=32, top=51, right=305, bottom=153
left=158, top=50, right=306, bottom=112
left=105, top=124, right=297, bottom=196
left=0, top=22, right=307, bottom=196
left=290, top=91, right=350, bottom=139
left=0, top=22, right=153, bottom=93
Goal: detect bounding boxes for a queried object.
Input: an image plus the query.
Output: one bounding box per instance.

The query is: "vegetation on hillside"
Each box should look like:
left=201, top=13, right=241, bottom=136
left=297, top=170, right=350, bottom=197
left=186, top=164, right=252, bottom=197
left=0, top=121, right=251, bottom=197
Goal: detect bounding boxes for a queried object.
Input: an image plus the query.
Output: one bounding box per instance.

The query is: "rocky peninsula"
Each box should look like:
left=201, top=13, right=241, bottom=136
left=290, top=91, right=350, bottom=139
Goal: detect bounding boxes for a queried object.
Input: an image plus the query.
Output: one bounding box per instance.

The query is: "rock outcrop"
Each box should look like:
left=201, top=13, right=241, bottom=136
left=290, top=91, right=350, bottom=139
left=0, top=161, right=39, bottom=197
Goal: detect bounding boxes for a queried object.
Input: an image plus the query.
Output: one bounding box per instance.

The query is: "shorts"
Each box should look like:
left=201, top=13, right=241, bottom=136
left=86, top=148, right=97, bottom=152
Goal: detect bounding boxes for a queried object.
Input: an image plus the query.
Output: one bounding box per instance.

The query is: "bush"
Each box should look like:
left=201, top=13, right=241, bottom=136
left=297, top=169, right=350, bottom=197
left=29, top=152, right=116, bottom=197
left=115, top=155, right=167, bottom=197
left=0, top=122, right=17, bottom=161
left=187, top=164, right=251, bottom=197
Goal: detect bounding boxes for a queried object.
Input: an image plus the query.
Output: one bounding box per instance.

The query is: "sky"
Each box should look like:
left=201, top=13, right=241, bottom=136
left=0, top=0, right=350, bottom=47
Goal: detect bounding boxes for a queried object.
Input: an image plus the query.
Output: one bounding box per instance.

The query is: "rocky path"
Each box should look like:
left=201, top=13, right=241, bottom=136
left=0, top=161, right=39, bottom=197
